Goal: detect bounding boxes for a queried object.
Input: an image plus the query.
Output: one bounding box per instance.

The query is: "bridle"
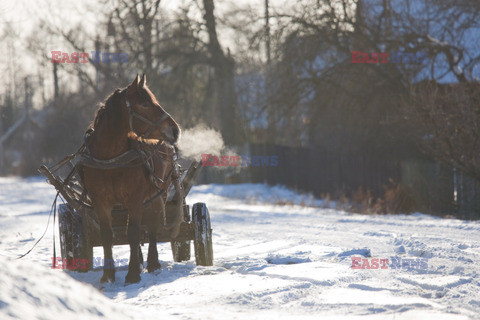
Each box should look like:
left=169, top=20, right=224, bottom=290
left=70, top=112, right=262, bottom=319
left=79, top=88, right=183, bottom=208
left=120, top=89, right=182, bottom=195
left=122, top=89, right=173, bottom=140
left=121, top=90, right=183, bottom=216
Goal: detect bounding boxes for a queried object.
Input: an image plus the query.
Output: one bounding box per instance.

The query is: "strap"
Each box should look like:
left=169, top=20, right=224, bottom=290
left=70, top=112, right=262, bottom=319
left=131, top=111, right=171, bottom=127
left=78, top=149, right=143, bottom=169
left=122, top=89, right=172, bottom=139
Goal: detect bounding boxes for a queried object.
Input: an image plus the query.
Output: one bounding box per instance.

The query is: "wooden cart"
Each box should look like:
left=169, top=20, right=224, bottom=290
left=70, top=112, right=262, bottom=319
left=39, top=158, right=213, bottom=271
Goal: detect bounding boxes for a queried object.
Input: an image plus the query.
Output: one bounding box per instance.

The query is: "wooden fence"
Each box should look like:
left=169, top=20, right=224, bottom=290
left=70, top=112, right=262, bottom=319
left=196, top=144, right=480, bottom=219
left=243, top=144, right=479, bottom=220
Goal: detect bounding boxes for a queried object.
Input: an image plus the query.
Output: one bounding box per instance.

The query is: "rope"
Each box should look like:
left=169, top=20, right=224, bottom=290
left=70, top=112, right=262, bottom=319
left=16, top=191, right=60, bottom=260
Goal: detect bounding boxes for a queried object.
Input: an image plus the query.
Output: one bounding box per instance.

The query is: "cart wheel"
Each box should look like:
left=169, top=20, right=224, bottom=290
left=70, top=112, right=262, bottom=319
left=172, top=241, right=191, bottom=262
left=192, top=203, right=213, bottom=266
left=58, top=204, right=93, bottom=272
left=171, top=204, right=191, bottom=262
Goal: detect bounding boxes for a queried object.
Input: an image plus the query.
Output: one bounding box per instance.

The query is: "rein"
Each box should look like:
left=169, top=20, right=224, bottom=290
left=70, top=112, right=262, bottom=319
left=30, top=84, right=184, bottom=264
left=79, top=104, right=179, bottom=195
left=79, top=88, right=176, bottom=173
left=122, top=89, right=172, bottom=139
left=79, top=86, right=183, bottom=199
left=79, top=149, right=144, bottom=169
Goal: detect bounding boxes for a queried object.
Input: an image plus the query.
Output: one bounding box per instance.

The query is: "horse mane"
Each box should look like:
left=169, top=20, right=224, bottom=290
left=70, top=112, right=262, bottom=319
left=92, top=89, right=124, bottom=131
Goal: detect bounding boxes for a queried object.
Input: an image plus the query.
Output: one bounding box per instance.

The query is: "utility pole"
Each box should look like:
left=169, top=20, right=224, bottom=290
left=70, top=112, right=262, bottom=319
left=265, top=0, right=271, bottom=66
left=53, top=62, right=59, bottom=103
left=95, top=37, right=101, bottom=93
left=25, top=77, right=33, bottom=158
left=265, top=0, right=275, bottom=144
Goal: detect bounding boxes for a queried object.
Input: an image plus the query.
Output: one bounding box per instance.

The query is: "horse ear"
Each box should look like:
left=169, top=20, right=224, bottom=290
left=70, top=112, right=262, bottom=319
left=132, top=74, right=140, bottom=87
left=140, top=74, right=146, bottom=87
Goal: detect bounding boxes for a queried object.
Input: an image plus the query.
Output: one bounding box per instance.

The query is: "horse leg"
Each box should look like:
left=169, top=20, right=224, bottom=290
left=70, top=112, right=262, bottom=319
left=147, top=198, right=162, bottom=272
left=97, top=206, right=115, bottom=283
left=125, top=203, right=143, bottom=284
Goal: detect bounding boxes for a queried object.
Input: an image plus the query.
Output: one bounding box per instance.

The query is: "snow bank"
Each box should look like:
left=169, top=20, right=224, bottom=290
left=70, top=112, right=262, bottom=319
left=193, top=183, right=325, bottom=207
left=0, top=256, right=138, bottom=320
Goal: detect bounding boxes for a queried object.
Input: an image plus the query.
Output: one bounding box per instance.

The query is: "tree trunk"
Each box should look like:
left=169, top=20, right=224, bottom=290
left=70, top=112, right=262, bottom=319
left=203, top=0, right=240, bottom=145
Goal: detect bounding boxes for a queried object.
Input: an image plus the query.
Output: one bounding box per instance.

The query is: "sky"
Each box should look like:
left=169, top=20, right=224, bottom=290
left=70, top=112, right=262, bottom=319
left=1, top=0, right=475, bottom=109
left=0, top=0, right=287, bottom=108
left=0, top=0, right=280, bottom=36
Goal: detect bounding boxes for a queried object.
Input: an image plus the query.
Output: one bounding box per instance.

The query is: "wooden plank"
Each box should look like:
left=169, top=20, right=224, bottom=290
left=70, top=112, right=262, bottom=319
left=167, top=160, right=202, bottom=202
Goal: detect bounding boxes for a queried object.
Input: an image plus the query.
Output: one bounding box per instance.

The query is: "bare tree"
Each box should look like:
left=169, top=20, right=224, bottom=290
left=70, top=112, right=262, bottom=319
left=405, top=81, right=480, bottom=181
left=202, top=0, right=241, bottom=145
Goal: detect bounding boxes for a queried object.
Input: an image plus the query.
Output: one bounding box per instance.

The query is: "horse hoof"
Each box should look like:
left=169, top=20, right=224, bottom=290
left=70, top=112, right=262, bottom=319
left=125, top=273, right=141, bottom=284
left=147, top=260, right=161, bottom=273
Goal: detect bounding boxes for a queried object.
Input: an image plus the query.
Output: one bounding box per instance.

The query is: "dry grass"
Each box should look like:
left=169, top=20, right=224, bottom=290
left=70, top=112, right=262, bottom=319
left=242, top=181, right=415, bottom=214
left=342, top=180, right=416, bottom=214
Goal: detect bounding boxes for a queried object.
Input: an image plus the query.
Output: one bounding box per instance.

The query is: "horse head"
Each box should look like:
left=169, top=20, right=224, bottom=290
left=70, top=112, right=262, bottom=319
left=124, top=74, right=180, bottom=144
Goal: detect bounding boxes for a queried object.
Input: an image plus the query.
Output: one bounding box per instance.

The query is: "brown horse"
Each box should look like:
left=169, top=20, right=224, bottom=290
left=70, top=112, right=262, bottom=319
left=82, top=74, right=181, bottom=284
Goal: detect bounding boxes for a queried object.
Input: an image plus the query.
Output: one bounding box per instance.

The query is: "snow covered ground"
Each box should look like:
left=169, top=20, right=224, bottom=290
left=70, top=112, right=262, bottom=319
left=1, top=176, right=479, bottom=319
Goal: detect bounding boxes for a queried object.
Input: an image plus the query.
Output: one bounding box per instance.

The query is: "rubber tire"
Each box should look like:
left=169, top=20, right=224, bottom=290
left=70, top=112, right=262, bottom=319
left=192, top=203, right=213, bottom=266
left=58, top=204, right=93, bottom=272
left=171, top=204, right=191, bottom=262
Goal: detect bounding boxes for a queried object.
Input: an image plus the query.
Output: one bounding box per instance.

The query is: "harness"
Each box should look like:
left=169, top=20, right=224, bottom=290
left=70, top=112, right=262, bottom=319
left=35, top=91, right=184, bottom=266
left=123, top=89, right=172, bottom=139
left=77, top=89, right=180, bottom=195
